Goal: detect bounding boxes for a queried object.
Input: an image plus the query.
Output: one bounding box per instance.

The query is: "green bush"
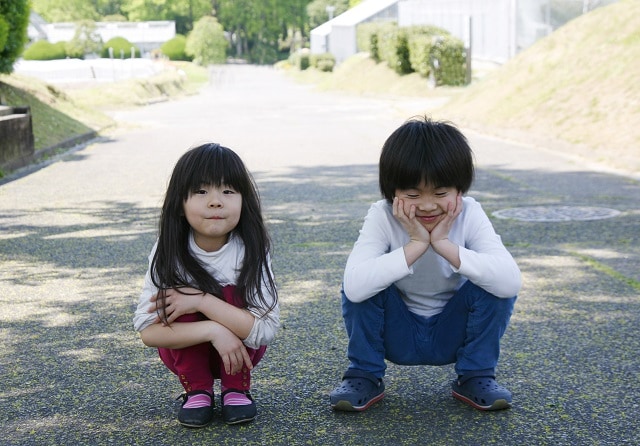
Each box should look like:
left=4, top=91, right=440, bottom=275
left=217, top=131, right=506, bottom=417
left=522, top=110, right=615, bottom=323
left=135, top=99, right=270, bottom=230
left=356, top=21, right=397, bottom=63
left=22, top=40, right=67, bottom=60
left=430, top=35, right=467, bottom=86
left=357, top=21, right=467, bottom=86
left=0, top=0, right=30, bottom=73
left=0, top=16, right=8, bottom=51
left=310, top=52, right=335, bottom=72
left=289, top=50, right=310, bottom=70
left=101, top=37, right=141, bottom=58
left=161, top=34, right=191, bottom=61
left=406, top=25, right=451, bottom=78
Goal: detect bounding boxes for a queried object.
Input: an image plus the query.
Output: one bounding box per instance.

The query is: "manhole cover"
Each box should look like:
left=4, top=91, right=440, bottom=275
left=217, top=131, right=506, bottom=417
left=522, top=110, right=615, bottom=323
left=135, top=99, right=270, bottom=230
left=492, top=206, right=621, bottom=222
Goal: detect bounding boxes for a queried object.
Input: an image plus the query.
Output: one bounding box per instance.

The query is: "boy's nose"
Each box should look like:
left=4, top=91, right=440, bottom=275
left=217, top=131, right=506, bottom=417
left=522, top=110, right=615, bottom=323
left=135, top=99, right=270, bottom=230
left=418, top=200, right=437, bottom=211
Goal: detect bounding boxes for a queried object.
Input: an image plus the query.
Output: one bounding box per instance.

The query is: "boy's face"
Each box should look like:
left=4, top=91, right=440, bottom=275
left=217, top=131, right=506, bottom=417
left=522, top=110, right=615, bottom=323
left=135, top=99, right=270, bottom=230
left=394, top=182, right=459, bottom=232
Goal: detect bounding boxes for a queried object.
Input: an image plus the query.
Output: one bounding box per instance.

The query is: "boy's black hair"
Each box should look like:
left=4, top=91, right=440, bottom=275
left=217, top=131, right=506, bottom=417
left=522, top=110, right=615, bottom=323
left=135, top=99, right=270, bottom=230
left=151, top=143, right=277, bottom=322
left=379, top=116, right=474, bottom=201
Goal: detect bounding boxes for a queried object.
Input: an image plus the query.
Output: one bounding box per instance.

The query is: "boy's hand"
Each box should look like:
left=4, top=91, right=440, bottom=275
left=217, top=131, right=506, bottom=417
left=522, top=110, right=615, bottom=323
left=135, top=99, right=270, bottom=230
left=148, top=287, right=205, bottom=324
left=393, top=197, right=431, bottom=245
left=430, top=192, right=463, bottom=244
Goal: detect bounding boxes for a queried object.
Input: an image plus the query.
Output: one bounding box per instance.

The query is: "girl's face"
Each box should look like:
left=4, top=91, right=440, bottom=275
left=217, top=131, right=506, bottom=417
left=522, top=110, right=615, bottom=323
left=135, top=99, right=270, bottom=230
left=183, top=184, right=242, bottom=252
left=395, top=182, right=459, bottom=232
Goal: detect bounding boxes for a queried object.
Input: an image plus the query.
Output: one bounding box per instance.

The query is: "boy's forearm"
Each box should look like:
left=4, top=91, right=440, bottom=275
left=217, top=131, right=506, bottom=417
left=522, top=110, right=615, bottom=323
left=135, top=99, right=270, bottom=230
left=140, top=320, right=218, bottom=349
left=430, top=239, right=461, bottom=269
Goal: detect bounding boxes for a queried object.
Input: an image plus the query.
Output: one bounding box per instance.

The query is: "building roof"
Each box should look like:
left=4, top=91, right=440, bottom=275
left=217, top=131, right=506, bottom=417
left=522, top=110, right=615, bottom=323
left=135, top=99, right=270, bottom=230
left=310, top=0, right=398, bottom=34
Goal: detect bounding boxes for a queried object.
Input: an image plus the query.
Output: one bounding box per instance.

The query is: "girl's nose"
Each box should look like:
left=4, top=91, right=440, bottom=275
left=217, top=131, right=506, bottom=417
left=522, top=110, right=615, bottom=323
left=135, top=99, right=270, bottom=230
left=208, top=193, right=223, bottom=207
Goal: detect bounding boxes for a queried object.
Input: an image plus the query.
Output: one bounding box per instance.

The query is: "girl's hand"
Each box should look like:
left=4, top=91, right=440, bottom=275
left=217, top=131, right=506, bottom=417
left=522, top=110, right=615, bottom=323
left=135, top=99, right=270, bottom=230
left=393, top=197, right=431, bottom=245
left=148, top=287, right=205, bottom=324
left=210, top=325, right=253, bottom=375
left=430, top=192, right=463, bottom=245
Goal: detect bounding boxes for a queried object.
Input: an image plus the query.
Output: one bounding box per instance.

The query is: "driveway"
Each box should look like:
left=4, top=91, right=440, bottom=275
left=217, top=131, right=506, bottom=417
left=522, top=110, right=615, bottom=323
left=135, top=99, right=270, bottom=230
left=1, top=64, right=638, bottom=445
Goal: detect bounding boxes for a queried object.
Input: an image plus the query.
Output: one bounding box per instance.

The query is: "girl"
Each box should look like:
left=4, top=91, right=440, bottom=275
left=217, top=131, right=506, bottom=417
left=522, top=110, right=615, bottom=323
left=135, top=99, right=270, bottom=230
left=133, top=143, right=279, bottom=427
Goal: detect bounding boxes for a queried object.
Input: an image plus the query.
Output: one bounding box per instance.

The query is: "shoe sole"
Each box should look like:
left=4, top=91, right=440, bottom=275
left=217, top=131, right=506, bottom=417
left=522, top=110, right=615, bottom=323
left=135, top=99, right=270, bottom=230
left=224, top=415, right=256, bottom=425
left=331, top=392, right=385, bottom=412
left=452, top=390, right=511, bottom=411
left=178, top=420, right=213, bottom=428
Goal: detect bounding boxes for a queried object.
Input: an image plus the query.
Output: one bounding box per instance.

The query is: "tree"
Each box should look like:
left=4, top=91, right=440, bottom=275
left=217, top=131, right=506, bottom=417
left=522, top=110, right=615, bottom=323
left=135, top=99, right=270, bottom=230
left=65, top=20, right=103, bottom=59
left=306, top=0, right=349, bottom=30
left=122, top=0, right=211, bottom=34
left=31, top=0, right=99, bottom=22
left=0, top=0, right=30, bottom=74
left=215, top=0, right=310, bottom=64
left=185, top=16, right=227, bottom=65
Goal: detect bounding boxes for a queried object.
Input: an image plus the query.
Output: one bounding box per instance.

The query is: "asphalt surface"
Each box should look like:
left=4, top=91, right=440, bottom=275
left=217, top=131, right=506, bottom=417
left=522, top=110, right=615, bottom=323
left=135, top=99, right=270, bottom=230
left=1, top=64, right=639, bottom=446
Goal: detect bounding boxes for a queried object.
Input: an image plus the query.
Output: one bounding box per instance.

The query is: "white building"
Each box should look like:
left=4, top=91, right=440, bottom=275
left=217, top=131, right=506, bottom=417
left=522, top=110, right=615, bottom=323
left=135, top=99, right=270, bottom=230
left=310, top=0, right=398, bottom=64
left=310, top=0, right=611, bottom=65
left=37, top=20, right=176, bottom=55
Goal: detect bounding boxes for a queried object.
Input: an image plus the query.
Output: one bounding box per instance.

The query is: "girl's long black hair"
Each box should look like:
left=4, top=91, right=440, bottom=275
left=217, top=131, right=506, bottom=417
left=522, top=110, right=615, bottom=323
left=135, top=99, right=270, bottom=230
left=151, top=143, right=277, bottom=322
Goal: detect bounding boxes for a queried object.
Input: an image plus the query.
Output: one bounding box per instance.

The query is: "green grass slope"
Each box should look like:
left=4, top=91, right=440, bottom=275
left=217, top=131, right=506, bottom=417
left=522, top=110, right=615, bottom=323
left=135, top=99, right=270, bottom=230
left=438, top=0, right=640, bottom=174
left=0, top=62, right=209, bottom=155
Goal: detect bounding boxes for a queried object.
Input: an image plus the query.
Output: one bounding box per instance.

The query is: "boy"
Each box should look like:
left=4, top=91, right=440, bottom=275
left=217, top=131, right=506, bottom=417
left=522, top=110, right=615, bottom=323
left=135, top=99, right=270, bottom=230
left=329, top=116, right=521, bottom=411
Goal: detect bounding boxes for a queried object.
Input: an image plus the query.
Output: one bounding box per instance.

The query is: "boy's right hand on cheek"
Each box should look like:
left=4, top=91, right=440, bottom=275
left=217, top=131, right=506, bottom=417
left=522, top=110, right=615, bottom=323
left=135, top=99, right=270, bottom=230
left=393, top=197, right=430, bottom=245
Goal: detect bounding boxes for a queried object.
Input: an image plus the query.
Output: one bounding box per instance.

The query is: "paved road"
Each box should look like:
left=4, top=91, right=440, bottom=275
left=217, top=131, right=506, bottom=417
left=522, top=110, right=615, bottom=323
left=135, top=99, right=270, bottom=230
left=1, top=64, right=638, bottom=445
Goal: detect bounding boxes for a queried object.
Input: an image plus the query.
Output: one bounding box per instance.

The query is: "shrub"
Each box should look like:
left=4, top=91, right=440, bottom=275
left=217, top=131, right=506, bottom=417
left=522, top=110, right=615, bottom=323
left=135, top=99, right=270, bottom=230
left=101, top=37, right=141, bottom=58
left=0, top=16, right=8, bottom=51
left=22, top=40, right=67, bottom=60
left=289, top=49, right=310, bottom=70
left=430, top=35, right=467, bottom=86
left=161, top=34, right=191, bottom=61
left=406, top=25, right=451, bottom=78
left=310, top=52, right=335, bottom=72
left=0, top=0, right=30, bottom=74
left=356, top=21, right=397, bottom=63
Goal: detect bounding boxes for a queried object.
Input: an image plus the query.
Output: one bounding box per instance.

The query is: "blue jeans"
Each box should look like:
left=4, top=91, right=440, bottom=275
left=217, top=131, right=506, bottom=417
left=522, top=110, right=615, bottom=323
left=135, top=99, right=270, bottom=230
left=342, top=281, right=516, bottom=380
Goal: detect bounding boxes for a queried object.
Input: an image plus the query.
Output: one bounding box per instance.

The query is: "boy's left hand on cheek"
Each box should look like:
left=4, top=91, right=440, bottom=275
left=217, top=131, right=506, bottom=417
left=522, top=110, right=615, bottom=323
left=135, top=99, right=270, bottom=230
left=430, top=193, right=463, bottom=242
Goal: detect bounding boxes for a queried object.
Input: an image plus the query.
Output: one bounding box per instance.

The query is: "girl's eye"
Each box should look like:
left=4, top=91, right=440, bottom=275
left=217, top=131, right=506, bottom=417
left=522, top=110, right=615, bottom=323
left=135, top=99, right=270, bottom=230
left=223, top=189, right=236, bottom=194
left=195, top=189, right=207, bottom=195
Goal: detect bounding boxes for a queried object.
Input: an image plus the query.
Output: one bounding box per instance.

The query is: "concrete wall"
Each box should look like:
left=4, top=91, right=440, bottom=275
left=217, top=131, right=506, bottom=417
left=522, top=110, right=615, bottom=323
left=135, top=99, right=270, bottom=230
left=0, top=106, right=35, bottom=172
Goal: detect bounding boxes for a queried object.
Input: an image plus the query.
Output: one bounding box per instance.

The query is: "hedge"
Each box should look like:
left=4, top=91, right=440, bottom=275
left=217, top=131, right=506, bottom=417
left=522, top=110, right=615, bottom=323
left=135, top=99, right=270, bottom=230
left=161, top=34, right=191, bottom=61
left=101, top=37, right=141, bottom=58
left=356, top=21, right=467, bottom=86
left=22, top=41, right=67, bottom=60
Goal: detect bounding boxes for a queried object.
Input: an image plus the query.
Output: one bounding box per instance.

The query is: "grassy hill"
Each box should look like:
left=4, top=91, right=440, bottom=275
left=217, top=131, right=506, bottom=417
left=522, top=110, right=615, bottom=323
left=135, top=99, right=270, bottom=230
left=290, top=0, right=639, bottom=177
left=0, top=61, right=208, bottom=157
left=438, top=0, right=640, bottom=175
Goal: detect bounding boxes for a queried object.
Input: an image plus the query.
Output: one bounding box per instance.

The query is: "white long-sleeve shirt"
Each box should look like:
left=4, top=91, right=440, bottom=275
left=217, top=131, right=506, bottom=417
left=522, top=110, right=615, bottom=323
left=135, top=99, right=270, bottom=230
left=133, top=232, right=279, bottom=349
left=343, top=197, right=521, bottom=318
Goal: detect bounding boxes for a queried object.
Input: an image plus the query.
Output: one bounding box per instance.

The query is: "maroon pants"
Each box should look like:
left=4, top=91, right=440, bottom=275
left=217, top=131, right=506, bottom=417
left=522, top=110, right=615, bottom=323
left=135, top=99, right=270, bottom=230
left=157, top=285, right=266, bottom=393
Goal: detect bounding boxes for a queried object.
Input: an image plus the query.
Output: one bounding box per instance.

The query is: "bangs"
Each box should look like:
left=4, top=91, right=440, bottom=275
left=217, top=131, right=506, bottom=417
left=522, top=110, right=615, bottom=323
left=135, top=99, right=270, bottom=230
left=178, top=144, right=249, bottom=198
left=379, top=117, right=474, bottom=200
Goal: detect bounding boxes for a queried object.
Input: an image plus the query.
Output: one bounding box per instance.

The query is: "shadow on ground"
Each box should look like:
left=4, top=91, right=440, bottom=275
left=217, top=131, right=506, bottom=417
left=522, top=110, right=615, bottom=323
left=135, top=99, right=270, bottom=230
left=1, top=164, right=638, bottom=445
